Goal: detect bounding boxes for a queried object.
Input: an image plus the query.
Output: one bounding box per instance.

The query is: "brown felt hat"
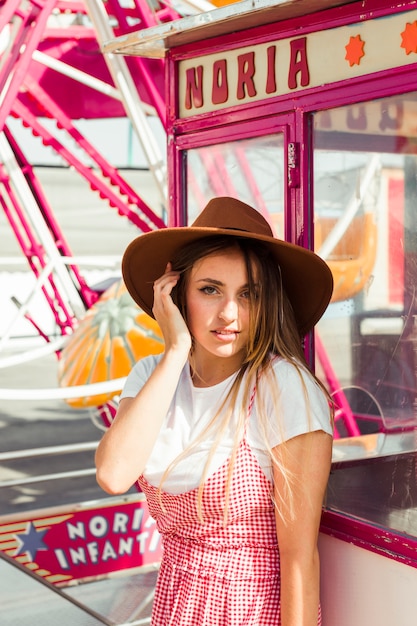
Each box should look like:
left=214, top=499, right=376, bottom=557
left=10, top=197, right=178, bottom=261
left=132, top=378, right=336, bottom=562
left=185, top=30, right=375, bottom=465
left=122, top=197, right=333, bottom=335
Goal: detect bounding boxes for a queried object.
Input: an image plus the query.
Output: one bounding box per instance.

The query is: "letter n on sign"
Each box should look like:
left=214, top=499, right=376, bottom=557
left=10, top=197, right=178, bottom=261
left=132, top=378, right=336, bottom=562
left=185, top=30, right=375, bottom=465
left=185, top=66, right=204, bottom=109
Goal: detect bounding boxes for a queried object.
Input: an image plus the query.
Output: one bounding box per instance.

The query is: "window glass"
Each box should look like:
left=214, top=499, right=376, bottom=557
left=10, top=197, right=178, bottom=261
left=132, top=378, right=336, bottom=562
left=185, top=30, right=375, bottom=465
left=186, top=135, right=285, bottom=236
left=314, top=95, right=417, bottom=536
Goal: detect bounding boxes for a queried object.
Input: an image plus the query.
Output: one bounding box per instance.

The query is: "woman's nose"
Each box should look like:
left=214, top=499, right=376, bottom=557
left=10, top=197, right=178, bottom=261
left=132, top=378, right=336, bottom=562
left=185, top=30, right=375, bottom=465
left=219, top=299, right=238, bottom=321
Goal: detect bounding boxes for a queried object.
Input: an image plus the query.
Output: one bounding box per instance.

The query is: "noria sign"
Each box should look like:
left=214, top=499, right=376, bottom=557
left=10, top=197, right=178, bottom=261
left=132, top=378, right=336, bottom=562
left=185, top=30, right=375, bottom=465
left=178, top=9, right=417, bottom=118
left=0, top=495, right=162, bottom=585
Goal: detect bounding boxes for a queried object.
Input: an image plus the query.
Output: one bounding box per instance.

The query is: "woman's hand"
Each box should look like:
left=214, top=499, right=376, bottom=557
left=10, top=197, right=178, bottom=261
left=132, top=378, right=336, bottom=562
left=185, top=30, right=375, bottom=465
left=152, top=263, right=192, bottom=355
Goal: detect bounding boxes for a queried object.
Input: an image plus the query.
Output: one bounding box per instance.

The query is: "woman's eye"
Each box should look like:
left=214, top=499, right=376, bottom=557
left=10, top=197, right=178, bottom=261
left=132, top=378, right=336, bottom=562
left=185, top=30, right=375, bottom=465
left=200, top=285, right=218, bottom=295
left=242, top=288, right=257, bottom=300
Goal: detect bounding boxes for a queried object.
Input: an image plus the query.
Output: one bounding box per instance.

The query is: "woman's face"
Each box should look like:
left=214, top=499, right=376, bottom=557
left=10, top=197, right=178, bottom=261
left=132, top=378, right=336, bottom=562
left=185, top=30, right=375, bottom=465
left=185, top=247, right=253, bottom=371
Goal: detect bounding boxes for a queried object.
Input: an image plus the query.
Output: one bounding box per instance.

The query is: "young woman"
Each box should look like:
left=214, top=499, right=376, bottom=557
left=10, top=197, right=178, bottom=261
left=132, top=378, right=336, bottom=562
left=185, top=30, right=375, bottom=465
left=95, top=197, right=334, bottom=626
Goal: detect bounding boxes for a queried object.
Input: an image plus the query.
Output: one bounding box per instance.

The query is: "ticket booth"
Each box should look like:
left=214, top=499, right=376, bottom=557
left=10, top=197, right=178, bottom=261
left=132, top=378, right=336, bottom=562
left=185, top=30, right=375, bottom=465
left=106, top=1, right=417, bottom=623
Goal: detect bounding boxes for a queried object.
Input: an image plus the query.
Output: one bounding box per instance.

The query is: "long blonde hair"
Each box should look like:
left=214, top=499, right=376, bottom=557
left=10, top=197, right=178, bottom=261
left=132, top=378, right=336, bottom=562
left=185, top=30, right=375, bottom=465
left=160, top=235, right=333, bottom=523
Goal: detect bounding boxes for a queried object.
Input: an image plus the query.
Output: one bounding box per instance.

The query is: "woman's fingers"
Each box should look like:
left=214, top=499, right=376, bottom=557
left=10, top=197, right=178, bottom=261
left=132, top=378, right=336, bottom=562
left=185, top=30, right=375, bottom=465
left=152, top=264, right=191, bottom=352
left=153, top=264, right=180, bottom=310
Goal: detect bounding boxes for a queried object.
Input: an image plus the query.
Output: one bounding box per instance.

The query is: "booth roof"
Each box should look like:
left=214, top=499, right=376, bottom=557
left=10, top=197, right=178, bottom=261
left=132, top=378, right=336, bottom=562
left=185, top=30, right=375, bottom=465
left=103, top=0, right=358, bottom=58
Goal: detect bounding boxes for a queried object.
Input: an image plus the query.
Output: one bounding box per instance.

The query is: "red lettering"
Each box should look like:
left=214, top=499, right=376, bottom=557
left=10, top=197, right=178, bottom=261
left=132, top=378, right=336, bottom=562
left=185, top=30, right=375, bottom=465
left=347, top=105, right=367, bottom=130
left=212, top=59, right=228, bottom=104
left=185, top=66, right=204, bottom=110
left=379, top=101, right=403, bottom=131
left=237, top=52, right=256, bottom=99
left=266, top=45, right=277, bottom=94
left=288, top=37, right=310, bottom=89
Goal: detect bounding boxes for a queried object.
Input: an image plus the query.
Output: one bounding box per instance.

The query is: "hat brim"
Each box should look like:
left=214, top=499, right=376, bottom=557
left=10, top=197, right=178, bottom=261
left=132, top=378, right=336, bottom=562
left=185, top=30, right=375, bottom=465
left=122, top=226, right=333, bottom=335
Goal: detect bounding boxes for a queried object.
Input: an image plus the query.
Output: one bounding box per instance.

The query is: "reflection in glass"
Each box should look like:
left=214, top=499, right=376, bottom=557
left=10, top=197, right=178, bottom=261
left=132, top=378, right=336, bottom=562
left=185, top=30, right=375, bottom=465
left=186, top=135, right=284, bottom=237
left=315, top=94, right=417, bottom=538
left=315, top=96, right=417, bottom=437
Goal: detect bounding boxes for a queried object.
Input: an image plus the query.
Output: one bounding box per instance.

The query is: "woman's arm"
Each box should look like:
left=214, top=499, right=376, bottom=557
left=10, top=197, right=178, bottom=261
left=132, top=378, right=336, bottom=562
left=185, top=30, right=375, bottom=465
left=95, top=264, right=191, bottom=495
left=273, top=430, right=332, bottom=626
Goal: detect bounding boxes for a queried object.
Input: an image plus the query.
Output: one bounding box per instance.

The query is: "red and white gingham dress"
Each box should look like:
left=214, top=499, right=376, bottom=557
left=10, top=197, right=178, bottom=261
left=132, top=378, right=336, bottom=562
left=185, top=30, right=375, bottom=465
left=138, top=401, right=322, bottom=625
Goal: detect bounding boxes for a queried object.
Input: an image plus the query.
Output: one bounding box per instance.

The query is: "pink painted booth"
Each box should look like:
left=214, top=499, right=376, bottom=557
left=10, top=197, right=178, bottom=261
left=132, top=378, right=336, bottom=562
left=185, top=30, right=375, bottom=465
left=106, top=1, right=417, bottom=623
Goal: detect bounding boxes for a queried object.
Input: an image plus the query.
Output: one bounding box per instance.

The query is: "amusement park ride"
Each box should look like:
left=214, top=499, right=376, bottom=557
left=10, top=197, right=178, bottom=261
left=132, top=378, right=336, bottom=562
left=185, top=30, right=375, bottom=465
left=0, top=0, right=370, bottom=423
left=2, top=0, right=417, bottom=624
left=0, top=0, right=179, bottom=383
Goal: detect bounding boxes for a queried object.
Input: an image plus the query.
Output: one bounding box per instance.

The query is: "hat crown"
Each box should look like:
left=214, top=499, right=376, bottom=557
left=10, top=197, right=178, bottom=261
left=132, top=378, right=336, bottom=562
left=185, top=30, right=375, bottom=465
left=192, top=197, right=273, bottom=237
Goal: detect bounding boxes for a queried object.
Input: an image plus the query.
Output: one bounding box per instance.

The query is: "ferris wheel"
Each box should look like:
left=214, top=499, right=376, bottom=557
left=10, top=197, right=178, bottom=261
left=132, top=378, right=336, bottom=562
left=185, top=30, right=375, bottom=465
left=0, top=0, right=229, bottom=415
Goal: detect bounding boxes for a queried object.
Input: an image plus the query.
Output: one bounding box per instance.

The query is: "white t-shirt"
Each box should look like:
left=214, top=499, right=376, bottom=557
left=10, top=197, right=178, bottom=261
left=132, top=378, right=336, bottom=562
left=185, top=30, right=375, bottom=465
left=120, top=354, right=332, bottom=493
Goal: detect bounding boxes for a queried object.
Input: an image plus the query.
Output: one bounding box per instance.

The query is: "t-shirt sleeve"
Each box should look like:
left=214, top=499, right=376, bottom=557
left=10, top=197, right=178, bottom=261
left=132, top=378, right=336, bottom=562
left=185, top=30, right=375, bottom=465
left=119, top=354, right=162, bottom=400
left=256, top=359, right=333, bottom=449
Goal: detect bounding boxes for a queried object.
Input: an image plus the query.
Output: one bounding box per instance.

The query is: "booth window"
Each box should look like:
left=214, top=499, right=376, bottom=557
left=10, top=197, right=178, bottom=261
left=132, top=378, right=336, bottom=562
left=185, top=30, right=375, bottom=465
left=186, top=134, right=285, bottom=237
left=314, top=94, right=417, bottom=537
